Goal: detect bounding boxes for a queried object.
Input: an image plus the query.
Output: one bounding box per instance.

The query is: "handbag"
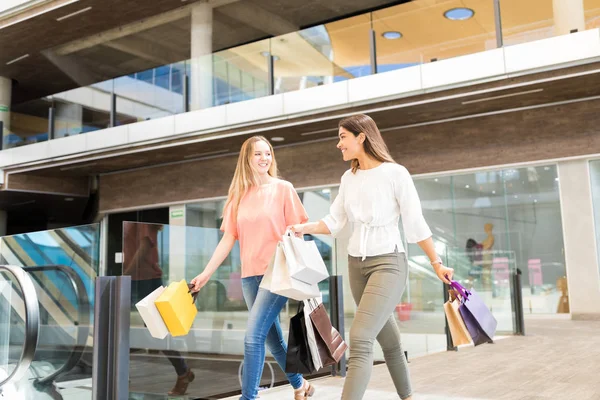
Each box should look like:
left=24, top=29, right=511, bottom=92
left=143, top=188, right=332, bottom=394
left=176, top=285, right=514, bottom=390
left=135, top=286, right=169, bottom=339
left=305, top=298, right=347, bottom=366
left=443, top=290, right=472, bottom=346
left=282, top=232, right=329, bottom=285
left=303, top=298, right=323, bottom=371
left=285, top=302, right=317, bottom=374
left=155, top=280, right=199, bottom=337
left=260, top=242, right=320, bottom=301
left=450, top=280, right=497, bottom=346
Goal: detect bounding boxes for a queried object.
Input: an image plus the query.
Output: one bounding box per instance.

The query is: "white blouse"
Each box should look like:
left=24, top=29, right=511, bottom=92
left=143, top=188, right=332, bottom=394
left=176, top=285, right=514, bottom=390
left=322, top=162, right=432, bottom=260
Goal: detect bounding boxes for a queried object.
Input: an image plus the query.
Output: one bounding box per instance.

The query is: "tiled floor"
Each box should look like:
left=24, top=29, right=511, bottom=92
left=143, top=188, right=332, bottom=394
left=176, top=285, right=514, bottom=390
left=224, top=319, right=600, bottom=399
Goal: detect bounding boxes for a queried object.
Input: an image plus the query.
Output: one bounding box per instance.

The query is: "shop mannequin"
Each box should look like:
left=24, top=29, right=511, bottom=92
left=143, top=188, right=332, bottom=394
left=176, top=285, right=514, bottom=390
left=481, top=223, right=495, bottom=289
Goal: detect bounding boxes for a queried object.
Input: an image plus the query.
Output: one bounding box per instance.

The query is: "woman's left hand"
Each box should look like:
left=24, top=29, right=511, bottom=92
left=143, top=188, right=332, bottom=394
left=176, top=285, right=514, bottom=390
left=433, top=263, right=454, bottom=284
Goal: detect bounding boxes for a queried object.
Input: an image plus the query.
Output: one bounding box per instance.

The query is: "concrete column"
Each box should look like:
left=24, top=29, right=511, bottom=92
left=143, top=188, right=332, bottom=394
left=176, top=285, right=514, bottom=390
left=557, top=160, right=600, bottom=320
left=190, top=1, right=213, bottom=110
left=169, top=205, right=187, bottom=283
left=553, top=0, right=585, bottom=36
left=55, top=102, right=83, bottom=138
left=0, top=77, right=11, bottom=147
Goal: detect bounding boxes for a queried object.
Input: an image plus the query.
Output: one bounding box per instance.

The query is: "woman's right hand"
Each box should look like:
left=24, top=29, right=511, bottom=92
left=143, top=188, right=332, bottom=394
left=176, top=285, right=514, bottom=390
left=289, top=223, right=307, bottom=237
left=190, top=272, right=210, bottom=292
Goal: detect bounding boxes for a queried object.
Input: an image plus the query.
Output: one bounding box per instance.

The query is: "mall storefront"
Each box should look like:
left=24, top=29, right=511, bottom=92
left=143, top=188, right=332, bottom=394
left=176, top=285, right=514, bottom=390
left=3, top=155, right=599, bottom=398
left=99, top=160, right=572, bottom=397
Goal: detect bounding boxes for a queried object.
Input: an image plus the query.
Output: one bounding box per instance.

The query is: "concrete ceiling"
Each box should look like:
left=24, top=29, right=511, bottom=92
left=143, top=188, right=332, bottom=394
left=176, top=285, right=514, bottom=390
left=0, top=0, right=406, bottom=103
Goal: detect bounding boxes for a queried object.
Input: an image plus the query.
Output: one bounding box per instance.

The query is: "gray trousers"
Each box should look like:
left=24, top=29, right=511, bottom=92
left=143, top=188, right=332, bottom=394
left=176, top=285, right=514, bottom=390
left=341, top=250, right=412, bottom=400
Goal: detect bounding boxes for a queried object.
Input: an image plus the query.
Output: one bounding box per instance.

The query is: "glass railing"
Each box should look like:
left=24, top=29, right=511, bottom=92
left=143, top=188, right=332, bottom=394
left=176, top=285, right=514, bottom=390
left=3, top=0, right=595, bottom=149
left=0, top=224, right=100, bottom=398
left=122, top=220, right=335, bottom=398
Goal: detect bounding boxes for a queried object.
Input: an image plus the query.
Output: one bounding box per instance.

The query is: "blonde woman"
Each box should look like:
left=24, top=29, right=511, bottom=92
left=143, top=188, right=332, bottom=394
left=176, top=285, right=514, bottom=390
left=291, top=114, right=453, bottom=400
left=191, top=136, right=315, bottom=400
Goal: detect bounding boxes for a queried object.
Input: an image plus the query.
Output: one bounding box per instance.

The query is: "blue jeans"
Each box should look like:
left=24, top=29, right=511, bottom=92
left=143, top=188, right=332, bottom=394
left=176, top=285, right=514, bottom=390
left=241, top=275, right=304, bottom=399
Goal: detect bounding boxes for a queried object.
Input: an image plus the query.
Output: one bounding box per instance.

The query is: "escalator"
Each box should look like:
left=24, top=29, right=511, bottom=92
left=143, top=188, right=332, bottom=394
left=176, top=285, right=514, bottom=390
left=0, top=264, right=92, bottom=399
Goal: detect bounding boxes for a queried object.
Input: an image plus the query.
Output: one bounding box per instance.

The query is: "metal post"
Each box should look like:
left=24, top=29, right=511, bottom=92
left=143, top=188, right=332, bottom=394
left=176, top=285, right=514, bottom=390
left=109, top=91, right=117, bottom=128
left=443, top=284, right=458, bottom=351
left=512, top=271, right=525, bottom=335
left=92, top=276, right=131, bottom=400
left=267, top=54, right=275, bottom=96
left=369, top=29, right=378, bottom=75
left=329, top=275, right=346, bottom=377
left=183, top=72, right=190, bottom=113
left=493, top=0, right=504, bottom=48
left=0, top=121, right=3, bottom=151
left=48, top=103, right=55, bottom=140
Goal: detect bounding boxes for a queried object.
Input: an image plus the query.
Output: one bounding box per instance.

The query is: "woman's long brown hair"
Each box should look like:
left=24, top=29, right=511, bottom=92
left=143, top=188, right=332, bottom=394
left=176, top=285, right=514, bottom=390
left=338, top=114, right=395, bottom=173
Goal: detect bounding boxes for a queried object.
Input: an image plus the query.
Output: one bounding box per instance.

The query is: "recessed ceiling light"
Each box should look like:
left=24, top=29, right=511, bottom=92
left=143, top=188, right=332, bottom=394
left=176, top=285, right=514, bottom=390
left=465, top=185, right=470, bottom=188
left=64, top=197, right=74, bottom=202
left=56, top=6, right=92, bottom=22
left=260, top=51, right=280, bottom=61
left=382, top=31, right=402, bottom=40
left=271, top=137, right=285, bottom=142
left=444, top=8, right=475, bottom=21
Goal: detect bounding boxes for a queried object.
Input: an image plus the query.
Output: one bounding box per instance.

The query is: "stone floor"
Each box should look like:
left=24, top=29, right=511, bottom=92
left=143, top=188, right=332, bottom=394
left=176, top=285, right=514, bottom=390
left=224, top=319, right=600, bottom=399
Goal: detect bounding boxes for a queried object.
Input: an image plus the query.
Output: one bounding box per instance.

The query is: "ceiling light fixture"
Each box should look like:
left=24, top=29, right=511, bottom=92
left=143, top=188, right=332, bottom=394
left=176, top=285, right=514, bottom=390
left=461, top=89, right=544, bottom=105
left=444, top=8, right=475, bottom=21
left=56, top=6, right=92, bottom=22
left=260, top=51, right=280, bottom=61
left=382, top=31, right=402, bottom=40
left=271, top=137, right=285, bottom=142
left=6, top=54, right=29, bottom=65
left=0, top=0, right=80, bottom=30
left=183, top=149, right=230, bottom=159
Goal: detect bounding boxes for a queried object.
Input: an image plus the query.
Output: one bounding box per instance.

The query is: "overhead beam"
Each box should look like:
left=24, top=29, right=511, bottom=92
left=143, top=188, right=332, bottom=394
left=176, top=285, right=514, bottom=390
left=52, top=0, right=239, bottom=56
left=41, top=49, right=106, bottom=86
left=103, top=36, right=187, bottom=66
left=217, top=1, right=298, bottom=36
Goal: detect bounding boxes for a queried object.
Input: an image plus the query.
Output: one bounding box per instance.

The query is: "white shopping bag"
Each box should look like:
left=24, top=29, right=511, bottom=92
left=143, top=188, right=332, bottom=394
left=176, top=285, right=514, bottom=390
left=135, top=286, right=169, bottom=339
left=260, top=242, right=320, bottom=301
left=283, top=233, right=329, bottom=285
left=303, top=296, right=323, bottom=370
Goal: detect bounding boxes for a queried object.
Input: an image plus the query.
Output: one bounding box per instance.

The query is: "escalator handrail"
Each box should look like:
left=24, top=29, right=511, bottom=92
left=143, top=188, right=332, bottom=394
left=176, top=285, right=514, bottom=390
left=23, top=265, right=90, bottom=386
left=0, top=265, right=40, bottom=389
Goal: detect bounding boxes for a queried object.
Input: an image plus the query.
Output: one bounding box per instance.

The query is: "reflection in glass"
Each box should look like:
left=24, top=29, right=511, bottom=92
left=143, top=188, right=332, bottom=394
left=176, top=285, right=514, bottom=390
left=589, top=160, right=600, bottom=282
left=374, top=0, right=496, bottom=71
left=0, top=224, right=100, bottom=399
left=5, top=98, right=51, bottom=148
left=415, top=164, right=566, bottom=323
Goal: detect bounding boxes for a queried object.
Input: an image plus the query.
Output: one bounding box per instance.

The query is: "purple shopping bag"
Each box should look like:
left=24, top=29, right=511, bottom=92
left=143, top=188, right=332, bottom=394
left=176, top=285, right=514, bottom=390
left=450, top=281, right=497, bottom=346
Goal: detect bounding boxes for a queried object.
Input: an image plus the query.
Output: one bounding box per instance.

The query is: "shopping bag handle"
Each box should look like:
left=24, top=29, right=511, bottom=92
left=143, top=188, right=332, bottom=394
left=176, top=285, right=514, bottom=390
left=187, top=284, right=200, bottom=303
left=448, top=279, right=470, bottom=300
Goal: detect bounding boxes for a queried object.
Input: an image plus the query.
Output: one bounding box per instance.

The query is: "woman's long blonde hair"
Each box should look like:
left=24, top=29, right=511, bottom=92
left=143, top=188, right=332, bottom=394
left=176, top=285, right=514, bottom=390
left=224, top=136, right=279, bottom=215
left=338, top=114, right=395, bottom=173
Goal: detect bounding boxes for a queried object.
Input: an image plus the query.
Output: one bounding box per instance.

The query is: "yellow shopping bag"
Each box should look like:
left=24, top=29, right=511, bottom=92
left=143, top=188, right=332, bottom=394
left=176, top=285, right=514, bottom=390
left=155, top=280, right=198, bottom=337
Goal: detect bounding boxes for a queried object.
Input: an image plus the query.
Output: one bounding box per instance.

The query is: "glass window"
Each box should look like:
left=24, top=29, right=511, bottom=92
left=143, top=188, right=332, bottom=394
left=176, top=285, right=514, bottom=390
left=589, top=160, right=600, bottom=279
left=6, top=99, right=51, bottom=148
left=415, top=164, right=566, bottom=322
